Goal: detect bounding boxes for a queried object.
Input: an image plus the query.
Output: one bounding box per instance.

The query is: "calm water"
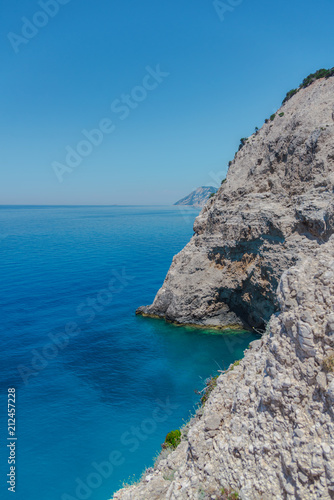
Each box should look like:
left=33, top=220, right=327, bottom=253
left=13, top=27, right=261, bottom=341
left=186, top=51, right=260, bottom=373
left=0, top=206, right=257, bottom=500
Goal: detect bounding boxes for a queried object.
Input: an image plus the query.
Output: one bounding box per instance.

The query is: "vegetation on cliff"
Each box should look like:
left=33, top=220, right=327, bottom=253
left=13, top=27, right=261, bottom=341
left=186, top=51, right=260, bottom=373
left=282, top=67, right=334, bottom=103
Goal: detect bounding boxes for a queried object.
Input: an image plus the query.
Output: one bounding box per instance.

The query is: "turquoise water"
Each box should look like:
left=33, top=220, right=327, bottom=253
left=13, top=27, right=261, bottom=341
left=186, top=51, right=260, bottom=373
left=0, top=206, right=257, bottom=500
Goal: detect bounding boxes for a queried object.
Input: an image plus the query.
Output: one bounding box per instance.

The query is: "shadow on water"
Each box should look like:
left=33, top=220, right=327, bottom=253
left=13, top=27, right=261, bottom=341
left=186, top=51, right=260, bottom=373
left=62, top=313, right=259, bottom=409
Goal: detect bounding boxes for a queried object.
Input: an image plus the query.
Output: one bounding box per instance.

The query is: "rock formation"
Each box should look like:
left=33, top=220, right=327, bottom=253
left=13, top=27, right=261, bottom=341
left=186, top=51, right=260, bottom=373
left=114, top=240, right=334, bottom=499
left=174, top=186, right=218, bottom=208
left=138, top=76, right=334, bottom=329
left=113, top=75, right=334, bottom=499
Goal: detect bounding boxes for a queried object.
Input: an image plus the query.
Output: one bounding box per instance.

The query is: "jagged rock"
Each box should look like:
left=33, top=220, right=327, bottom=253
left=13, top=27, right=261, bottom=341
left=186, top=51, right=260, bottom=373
left=113, top=77, right=334, bottom=500
left=113, top=242, right=334, bottom=499
left=204, top=415, right=222, bottom=432
left=137, top=77, right=334, bottom=329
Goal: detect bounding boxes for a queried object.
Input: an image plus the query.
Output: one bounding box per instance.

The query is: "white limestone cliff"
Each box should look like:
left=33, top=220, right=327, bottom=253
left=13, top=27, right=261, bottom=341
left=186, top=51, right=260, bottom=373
left=113, top=75, right=334, bottom=499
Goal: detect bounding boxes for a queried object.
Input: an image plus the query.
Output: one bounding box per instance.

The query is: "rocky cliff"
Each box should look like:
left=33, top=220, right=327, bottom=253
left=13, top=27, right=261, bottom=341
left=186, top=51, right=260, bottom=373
left=138, top=76, right=334, bottom=329
left=112, top=75, right=334, bottom=499
left=174, top=186, right=218, bottom=208
left=114, top=240, right=334, bottom=499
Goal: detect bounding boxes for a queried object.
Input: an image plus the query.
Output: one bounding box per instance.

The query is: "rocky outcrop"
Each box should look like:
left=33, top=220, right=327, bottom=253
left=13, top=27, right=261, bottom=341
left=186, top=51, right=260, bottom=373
left=113, top=239, right=334, bottom=499
left=138, top=77, right=334, bottom=329
left=112, top=76, right=334, bottom=500
left=174, top=186, right=218, bottom=208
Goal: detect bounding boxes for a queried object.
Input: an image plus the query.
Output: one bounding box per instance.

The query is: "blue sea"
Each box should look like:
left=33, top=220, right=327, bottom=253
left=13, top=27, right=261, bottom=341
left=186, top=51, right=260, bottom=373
left=0, top=206, right=257, bottom=500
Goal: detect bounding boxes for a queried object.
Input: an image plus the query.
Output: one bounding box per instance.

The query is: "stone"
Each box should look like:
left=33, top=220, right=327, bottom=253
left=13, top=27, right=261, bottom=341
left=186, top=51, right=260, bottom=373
left=113, top=77, right=334, bottom=500
left=137, top=77, right=334, bottom=330
left=326, top=380, right=334, bottom=402
left=204, top=415, right=222, bottom=432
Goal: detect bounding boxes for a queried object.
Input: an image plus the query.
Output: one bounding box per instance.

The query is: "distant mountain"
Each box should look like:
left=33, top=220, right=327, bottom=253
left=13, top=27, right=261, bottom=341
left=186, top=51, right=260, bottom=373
left=174, top=186, right=217, bottom=208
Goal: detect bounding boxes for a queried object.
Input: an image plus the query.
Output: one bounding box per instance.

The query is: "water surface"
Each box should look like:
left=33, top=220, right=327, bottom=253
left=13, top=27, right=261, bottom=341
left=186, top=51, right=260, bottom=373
left=0, top=206, right=257, bottom=500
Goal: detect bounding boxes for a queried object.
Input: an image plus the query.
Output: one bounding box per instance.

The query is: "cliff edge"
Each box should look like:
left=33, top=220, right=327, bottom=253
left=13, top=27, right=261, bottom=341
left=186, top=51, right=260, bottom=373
left=114, top=240, right=334, bottom=499
left=112, top=74, right=334, bottom=499
left=137, top=76, right=334, bottom=329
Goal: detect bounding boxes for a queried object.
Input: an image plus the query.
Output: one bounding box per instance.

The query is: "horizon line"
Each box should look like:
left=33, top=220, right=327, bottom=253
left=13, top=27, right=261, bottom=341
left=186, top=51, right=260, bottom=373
left=0, top=204, right=200, bottom=207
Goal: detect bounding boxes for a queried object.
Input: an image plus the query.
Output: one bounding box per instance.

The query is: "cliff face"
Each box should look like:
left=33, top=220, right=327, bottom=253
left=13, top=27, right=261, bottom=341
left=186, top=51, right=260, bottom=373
left=112, top=76, right=334, bottom=500
left=174, top=186, right=218, bottom=208
left=114, top=240, right=334, bottom=499
left=138, top=77, right=334, bottom=329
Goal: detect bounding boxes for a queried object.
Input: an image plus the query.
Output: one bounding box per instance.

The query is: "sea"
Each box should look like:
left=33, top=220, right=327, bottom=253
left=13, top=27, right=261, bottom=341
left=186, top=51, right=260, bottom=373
left=0, top=206, right=258, bottom=500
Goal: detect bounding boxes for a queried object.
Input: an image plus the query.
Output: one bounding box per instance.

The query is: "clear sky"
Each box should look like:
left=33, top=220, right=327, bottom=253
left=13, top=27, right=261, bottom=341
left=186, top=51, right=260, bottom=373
left=1, top=0, right=334, bottom=205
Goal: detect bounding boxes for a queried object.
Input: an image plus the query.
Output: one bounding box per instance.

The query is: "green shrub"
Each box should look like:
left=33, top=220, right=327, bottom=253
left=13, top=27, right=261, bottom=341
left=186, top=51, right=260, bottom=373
left=209, top=193, right=215, bottom=199
left=221, top=178, right=226, bottom=184
left=229, top=359, right=240, bottom=371
left=282, top=88, right=298, bottom=104
left=162, top=430, right=181, bottom=450
left=197, top=487, right=206, bottom=500
left=238, top=137, right=247, bottom=151
left=196, top=485, right=240, bottom=499
left=221, top=487, right=240, bottom=499
left=270, top=113, right=276, bottom=121
left=198, top=375, right=219, bottom=406
left=301, top=68, right=334, bottom=88
left=279, top=112, right=284, bottom=117
left=282, top=67, right=334, bottom=104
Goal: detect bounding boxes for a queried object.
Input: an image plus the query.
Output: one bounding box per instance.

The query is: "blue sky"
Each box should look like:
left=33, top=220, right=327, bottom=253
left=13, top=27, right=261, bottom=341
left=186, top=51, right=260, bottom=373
left=1, top=0, right=334, bottom=205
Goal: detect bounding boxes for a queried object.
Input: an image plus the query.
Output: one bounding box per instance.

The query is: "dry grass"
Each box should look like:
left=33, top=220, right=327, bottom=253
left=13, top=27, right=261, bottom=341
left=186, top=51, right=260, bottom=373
left=323, top=353, right=334, bottom=373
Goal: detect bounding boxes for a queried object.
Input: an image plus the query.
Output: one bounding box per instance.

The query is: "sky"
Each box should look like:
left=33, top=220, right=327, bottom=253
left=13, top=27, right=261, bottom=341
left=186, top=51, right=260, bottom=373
left=1, top=0, right=334, bottom=205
